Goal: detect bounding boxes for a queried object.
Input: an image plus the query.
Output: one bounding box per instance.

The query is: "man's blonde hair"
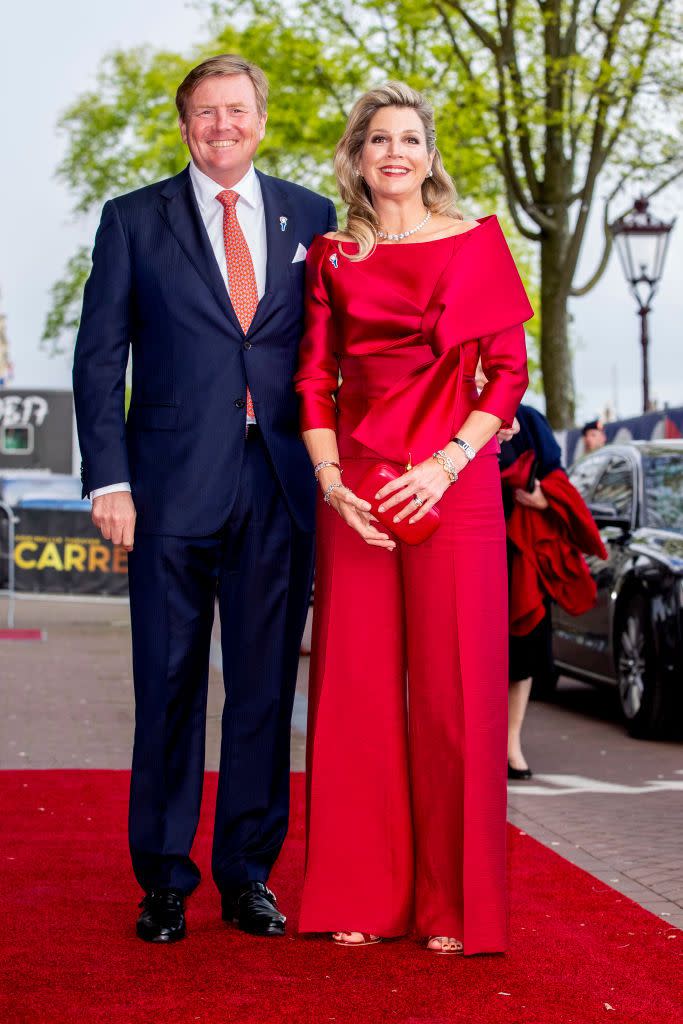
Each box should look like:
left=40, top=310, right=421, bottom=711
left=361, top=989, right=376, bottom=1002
left=176, top=54, right=269, bottom=120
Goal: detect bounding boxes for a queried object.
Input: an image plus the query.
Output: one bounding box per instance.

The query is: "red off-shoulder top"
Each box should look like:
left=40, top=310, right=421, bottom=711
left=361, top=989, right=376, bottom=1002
left=294, top=216, right=533, bottom=465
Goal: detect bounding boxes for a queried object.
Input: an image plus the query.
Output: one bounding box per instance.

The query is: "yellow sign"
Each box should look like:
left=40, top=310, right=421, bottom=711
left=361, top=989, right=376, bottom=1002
left=14, top=535, right=128, bottom=574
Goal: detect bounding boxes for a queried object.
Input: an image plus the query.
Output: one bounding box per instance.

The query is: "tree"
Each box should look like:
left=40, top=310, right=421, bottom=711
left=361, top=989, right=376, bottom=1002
left=45, top=18, right=509, bottom=356
left=424, top=0, right=683, bottom=424
left=47, top=0, right=682, bottom=425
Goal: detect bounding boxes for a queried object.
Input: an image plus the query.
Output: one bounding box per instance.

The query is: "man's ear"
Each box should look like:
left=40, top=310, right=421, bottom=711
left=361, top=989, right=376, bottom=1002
left=259, top=111, right=268, bottom=141
left=179, top=117, right=188, bottom=145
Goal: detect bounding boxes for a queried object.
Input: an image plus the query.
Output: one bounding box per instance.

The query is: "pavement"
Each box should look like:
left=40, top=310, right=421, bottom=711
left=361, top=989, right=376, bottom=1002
left=2, top=593, right=682, bottom=931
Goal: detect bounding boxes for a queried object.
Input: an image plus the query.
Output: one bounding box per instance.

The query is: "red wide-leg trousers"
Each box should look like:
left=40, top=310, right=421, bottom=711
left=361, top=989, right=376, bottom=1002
left=299, top=452, right=509, bottom=954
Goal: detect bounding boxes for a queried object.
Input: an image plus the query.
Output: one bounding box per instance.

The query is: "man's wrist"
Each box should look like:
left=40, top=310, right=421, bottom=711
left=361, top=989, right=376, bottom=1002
left=90, top=482, right=131, bottom=501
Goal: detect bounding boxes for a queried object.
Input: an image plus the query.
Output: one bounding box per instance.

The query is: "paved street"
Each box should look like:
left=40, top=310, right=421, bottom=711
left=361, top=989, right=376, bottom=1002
left=2, top=593, right=682, bottom=931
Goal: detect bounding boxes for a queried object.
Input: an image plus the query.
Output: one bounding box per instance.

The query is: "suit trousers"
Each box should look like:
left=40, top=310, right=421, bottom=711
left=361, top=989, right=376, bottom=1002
left=127, top=428, right=314, bottom=895
left=299, top=452, right=509, bottom=954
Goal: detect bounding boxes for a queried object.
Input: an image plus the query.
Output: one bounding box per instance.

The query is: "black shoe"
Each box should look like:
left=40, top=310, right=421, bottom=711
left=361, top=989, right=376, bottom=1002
left=508, top=762, right=533, bottom=780
left=222, top=882, right=286, bottom=937
left=136, top=888, right=186, bottom=943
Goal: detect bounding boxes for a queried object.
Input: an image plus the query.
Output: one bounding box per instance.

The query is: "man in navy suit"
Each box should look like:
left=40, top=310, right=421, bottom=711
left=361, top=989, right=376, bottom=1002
left=73, top=54, right=336, bottom=943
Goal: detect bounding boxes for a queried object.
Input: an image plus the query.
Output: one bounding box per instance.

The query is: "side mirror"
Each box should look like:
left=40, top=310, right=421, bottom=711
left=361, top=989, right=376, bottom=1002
left=588, top=502, right=631, bottom=531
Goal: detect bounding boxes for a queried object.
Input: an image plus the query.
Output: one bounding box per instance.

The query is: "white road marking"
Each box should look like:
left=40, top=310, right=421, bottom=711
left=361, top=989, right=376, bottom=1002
left=509, top=773, right=683, bottom=795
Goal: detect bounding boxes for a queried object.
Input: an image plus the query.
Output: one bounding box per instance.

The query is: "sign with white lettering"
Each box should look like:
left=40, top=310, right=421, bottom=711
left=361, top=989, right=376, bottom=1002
left=0, top=395, right=49, bottom=427
left=0, top=389, right=73, bottom=473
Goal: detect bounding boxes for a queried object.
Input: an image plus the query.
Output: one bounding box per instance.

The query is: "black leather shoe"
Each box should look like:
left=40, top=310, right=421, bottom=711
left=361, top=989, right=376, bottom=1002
left=136, top=889, right=186, bottom=943
left=222, top=882, right=286, bottom=936
left=508, top=762, right=533, bottom=780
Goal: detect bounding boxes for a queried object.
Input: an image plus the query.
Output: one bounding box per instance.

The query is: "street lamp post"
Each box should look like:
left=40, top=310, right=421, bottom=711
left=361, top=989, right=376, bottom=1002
left=609, top=196, right=676, bottom=413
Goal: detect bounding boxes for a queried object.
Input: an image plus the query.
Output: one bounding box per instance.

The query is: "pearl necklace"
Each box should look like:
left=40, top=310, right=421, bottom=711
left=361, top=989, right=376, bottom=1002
left=377, top=209, right=431, bottom=241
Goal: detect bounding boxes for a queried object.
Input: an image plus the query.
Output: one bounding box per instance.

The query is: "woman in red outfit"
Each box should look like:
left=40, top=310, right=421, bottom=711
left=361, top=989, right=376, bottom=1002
left=294, top=82, right=532, bottom=955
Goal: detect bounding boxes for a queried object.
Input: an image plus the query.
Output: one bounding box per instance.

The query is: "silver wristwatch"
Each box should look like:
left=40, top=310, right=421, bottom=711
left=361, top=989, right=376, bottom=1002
left=452, top=437, right=476, bottom=462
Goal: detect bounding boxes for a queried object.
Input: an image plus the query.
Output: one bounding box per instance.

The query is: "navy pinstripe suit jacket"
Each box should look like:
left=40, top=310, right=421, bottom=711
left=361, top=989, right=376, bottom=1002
left=73, top=165, right=336, bottom=536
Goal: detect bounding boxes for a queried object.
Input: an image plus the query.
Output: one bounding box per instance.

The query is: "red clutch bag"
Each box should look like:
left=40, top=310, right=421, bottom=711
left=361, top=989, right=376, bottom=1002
left=355, top=463, right=440, bottom=546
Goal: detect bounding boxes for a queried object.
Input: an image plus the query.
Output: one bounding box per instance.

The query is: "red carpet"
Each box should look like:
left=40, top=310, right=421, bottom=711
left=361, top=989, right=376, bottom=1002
left=0, top=772, right=680, bottom=1024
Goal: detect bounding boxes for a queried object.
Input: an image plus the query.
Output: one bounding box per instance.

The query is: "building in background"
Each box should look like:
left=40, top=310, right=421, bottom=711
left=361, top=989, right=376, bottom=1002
left=0, top=388, right=74, bottom=474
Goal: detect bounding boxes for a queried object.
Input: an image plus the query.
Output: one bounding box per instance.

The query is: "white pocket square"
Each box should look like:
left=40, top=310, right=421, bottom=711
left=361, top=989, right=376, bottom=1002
left=292, top=243, right=307, bottom=263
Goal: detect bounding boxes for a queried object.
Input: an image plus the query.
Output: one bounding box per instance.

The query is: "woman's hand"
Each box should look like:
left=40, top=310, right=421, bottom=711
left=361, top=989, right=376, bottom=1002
left=328, top=485, right=397, bottom=551
left=375, top=456, right=457, bottom=525
left=514, top=481, right=549, bottom=510
left=497, top=417, right=520, bottom=444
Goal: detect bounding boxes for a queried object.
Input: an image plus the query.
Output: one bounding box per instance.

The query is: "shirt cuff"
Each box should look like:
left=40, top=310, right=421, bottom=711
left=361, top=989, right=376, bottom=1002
left=89, top=482, right=131, bottom=500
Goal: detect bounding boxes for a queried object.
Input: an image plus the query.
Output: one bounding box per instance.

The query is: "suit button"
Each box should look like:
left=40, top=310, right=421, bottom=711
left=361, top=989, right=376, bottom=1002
left=234, top=399, right=246, bottom=409
left=243, top=341, right=252, bottom=350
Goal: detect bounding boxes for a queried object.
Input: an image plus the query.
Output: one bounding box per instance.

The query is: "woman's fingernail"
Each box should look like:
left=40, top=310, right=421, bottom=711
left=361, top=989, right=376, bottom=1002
left=393, top=516, right=399, bottom=523
left=378, top=505, right=385, bottom=512
left=375, top=493, right=381, bottom=500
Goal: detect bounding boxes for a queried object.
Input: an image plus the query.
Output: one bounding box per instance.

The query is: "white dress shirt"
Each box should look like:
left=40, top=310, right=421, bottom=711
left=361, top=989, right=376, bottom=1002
left=90, top=161, right=266, bottom=500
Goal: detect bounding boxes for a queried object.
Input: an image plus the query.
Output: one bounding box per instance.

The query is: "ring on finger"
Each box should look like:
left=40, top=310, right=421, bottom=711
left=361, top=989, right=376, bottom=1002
left=412, top=494, right=424, bottom=507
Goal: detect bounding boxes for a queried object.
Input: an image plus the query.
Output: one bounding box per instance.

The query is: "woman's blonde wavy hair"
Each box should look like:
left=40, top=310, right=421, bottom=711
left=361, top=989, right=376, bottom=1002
left=334, top=81, right=462, bottom=261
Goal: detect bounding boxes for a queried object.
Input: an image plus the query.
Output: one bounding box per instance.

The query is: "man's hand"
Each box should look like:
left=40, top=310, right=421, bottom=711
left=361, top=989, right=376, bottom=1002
left=91, top=491, right=137, bottom=551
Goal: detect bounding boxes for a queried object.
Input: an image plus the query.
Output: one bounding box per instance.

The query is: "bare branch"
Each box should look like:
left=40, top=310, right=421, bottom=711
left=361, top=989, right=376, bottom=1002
left=570, top=202, right=613, bottom=296
left=505, top=182, right=544, bottom=240
left=434, top=3, right=475, bottom=78
left=440, top=0, right=500, bottom=53
left=600, top=0, right=667, bottom=163
left=563, top=0, right=640, bottom=281
left=500, top=26, right=542, bottom=197
left=571, top=159, right=683, bottom=297
left=640, top=165, right=683, bottom=203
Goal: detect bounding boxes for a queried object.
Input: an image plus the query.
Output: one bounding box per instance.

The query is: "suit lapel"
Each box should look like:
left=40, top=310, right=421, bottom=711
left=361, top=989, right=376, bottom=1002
left=247, top=172, right=294, bottom=335
left=158, top=167, right=243, bottom=335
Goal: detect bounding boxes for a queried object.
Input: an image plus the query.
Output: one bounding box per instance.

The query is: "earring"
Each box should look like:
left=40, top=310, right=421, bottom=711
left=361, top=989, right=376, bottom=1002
left=427, top=169, right=433, bottom=178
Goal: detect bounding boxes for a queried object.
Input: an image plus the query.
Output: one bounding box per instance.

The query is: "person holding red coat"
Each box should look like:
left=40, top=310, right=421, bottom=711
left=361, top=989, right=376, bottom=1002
left=294, top=82, right=532, bottom=955
left=498, top=403, right=608, bottom=778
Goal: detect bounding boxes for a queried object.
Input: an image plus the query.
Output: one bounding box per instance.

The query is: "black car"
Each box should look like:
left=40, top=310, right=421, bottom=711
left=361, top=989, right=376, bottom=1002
left=550, top=440, right=683, bottom=739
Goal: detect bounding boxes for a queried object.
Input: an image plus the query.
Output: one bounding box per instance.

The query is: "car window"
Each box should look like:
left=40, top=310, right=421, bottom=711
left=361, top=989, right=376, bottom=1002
left=568, top=454, right=610, bottom=501
left=591, top=456, right=634, bottom=518
left=643, top=455, right=683, bottom=533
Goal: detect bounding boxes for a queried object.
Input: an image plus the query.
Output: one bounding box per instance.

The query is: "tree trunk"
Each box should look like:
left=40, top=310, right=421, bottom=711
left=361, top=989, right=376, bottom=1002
left=539, top=229, right=575, bottom=428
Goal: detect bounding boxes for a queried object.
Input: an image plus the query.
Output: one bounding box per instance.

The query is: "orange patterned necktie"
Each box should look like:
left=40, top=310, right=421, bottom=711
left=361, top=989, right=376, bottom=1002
left=216, top=189, right=257, bottom=421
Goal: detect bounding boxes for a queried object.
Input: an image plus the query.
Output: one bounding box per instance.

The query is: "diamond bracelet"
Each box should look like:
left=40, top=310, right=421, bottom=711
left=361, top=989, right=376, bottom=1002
left=323, top=480, right=345, bottom=505
left=432, top=449, right=459, bottom=485
left=314, top=459, right=342, bottom=478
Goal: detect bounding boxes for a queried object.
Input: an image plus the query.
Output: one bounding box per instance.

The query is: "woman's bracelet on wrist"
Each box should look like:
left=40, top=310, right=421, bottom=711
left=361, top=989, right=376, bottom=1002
left=451, top=436, right=476, bottom=462
left=432, top=449, right=459, bottom=485
left=323, top=480, right=345, bottom=505
left=314, top=459, right=342, bottom=478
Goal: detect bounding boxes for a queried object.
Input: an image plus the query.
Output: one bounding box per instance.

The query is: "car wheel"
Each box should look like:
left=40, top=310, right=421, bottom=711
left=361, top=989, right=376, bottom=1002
left=616, top=594, right=668, bottom=739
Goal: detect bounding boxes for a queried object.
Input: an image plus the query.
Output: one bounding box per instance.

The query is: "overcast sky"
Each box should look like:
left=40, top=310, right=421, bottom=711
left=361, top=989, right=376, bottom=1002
left=1, top=0, right=681, bottom=424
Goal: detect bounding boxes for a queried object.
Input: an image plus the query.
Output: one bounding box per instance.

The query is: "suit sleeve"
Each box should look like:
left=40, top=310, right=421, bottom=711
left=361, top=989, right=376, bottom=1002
left=72, top=200, right=132, bottom=497
left=475, top=323, right=529, bottom=428
left=326, top=199, right=337, bottom=233
left=294, top=238, right=339, bottom=432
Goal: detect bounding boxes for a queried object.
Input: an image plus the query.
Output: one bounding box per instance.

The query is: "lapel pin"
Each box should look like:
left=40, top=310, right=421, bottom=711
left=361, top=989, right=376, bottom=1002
left=279, top=216, right=288, bottom=232
left=329, top=253, right=339, bottom=269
